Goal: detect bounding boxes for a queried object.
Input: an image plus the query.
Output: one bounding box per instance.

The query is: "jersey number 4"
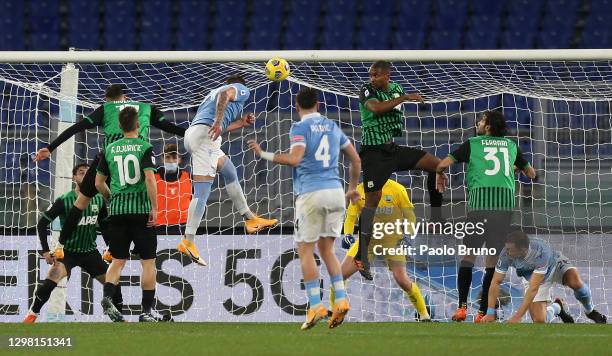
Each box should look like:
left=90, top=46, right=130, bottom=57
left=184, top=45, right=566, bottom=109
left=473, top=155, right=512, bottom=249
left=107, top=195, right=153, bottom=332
left=483, top=147, right=510, bottom=176
left=314, top=135, right=331, bottom=167
left=114, top=154, right=141, bottom=186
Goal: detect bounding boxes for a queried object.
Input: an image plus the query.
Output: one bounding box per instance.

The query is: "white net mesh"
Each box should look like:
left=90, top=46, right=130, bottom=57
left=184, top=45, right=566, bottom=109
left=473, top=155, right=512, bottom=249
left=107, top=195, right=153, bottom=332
left=0, top=57, right=611, bottom=322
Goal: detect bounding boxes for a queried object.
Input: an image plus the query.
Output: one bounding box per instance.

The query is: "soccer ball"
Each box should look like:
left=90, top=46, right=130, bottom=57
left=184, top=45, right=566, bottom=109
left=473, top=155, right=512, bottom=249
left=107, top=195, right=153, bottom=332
left=265, top=57, right=290, bottom=81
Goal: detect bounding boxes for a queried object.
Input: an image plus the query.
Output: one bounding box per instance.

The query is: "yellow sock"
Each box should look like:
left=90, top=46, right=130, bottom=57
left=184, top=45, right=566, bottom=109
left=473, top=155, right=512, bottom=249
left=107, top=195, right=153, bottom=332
left=406, top=282, right=429, bottom=319
left=330, top=280, right=347, bottom=309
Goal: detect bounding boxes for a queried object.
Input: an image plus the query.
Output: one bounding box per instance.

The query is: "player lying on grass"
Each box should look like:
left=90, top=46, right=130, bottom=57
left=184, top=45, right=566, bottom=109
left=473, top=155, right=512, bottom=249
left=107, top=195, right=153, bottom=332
left=95, top=107, right=159, bottom=322
left=34, top=84, right=185, bottom=263
left=25, top=163, right=123, bottom=323
left=331, top=179, right=430, bottom=321
left=436, top=110, right=536, bottom=322
left=179, top=74, right=277, bottom=266
left=481, top=230, right=607, bottom=324
left=248, top=87, right=361, bottom=330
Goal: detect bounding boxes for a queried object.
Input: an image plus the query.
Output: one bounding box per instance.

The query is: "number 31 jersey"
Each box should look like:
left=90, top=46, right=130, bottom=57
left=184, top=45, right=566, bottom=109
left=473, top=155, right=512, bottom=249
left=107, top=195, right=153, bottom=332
left=449, top=135, right=530, bottom=210
left=289, top=113, right=350, bottom=196
left=97, top=137, right=157, bottom=216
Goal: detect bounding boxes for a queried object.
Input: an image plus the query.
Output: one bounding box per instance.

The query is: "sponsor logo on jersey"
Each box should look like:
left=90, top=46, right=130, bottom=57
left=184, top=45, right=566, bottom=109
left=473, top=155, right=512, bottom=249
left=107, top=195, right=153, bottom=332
left=91, top=204, right=99, bottom=213
left=78, top=215, right=98, bottom=226
left=367, top=181, right=374, bottom=188
left=384, top=195, right=392, bottom=203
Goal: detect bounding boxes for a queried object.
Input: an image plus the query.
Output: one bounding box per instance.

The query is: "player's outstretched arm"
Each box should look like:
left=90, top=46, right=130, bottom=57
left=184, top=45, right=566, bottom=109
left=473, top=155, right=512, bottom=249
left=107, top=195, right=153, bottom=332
left=435, top=156, right=454, bottom=193
left=150, top=106, right=186, bottom=137
left=508, top=273, right=545, bottom=323
left=94, top=172, right=111, bottom=200
left=341, top=142, right=361, bottom=204
left=365, top=93, right=424, bottom=115
left=34, top=117, right=98, bottom=161
left=36, top=199, right=63, bottom=264
left=144, top=170, right=158, bottom=227
left=247, top=140, right=305, bottom=167
left=225, top=112, right=255, bottom=133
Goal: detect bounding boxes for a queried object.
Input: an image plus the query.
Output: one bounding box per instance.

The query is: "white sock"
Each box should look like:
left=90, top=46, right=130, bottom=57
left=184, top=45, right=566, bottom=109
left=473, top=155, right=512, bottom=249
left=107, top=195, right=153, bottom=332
left=225, top=181, right=255, bottom=219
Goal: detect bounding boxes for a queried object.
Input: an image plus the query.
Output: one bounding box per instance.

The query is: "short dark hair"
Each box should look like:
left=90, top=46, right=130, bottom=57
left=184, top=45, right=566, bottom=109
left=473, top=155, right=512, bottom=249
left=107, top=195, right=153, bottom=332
left=105, top=84, right=125, bottom=100
left=296, top=87, right=318, bottom=110
left=506, top=230, right=530, bottom=249
left=226, top=74, right=246, bottom=85
left=163, top=143, right=178, bottom=157
left=483, top=110, right=507, bottom=137
left=119, top=107, right=138, bottom=132
left=371, top=60, right=391, bottom=72
left=72, top=163, right=89, bottom=176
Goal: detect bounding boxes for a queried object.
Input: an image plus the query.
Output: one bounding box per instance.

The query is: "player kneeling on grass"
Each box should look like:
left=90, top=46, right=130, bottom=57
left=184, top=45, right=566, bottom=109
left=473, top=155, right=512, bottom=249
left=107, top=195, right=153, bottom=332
left=24, top=163, right=123, bottom=323
left=95, top=107, right=160, bottom=322
left=482, top=231, right=607, bottom=324
left=332, top=179, right=431, bottom=321
left=248, top=87, right=361, bottom=330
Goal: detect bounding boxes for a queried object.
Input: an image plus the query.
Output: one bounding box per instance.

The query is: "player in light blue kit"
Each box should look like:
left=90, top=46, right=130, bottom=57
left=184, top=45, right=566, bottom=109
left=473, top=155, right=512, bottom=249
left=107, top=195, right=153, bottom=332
left=179, top=74, right=278, bottom=266
left=482, top=230, right=607, bottom=323
left=248, top=88, right=361, bottom=330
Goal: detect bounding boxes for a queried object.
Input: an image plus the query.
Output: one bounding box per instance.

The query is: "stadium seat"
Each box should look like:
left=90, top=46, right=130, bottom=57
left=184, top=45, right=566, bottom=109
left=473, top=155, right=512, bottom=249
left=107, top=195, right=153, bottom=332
left=356, top=29, right=390, bottom=50
left=285, top=15, right=318, bottom=35
left=470, top=0, right=505, bottom=16
left=501, top=31, right=535, bottom=49
left=141, top=0, right=172, bottom=20
left=247, top=30, right=281, bottom=50
left=0, top=31, right=25, bottom=50
left=507, top=0, right=543, bottom=16
left=580, top=30, right=610, bottom=49
left=541, top=14, right=576, bottom=32
left=398, top=0, right=431, bottom=17
left=211, top=30, right=244, bottom=50
left=69, top=31, right=100, bottom=50
left=216, top=0, right=247, bottom=18
left=391, top=31, right=426, bottom=49
left=323, top=13, right=357, bottom=34
left=537, top=30, right=572, bottom=49
left=432, top=12, right=466, bottom=31
left=361, top=0, right=395, bottom=16
left=396, top=14, right=428, bottom=32
left=288, top=0, right=321, bottom=16
left=69, top=0, right=100, bottom=17
left=104, top=31, right=136, bottom=50
left=464, top=30, right=498, bottom=49
left=544, top=0, right=581, bottom=16
left=140, top=32, right=173, bottom=50
left=428, top=31, right=462, bottom=50
left=178, top=0, right=211, bottom=17
left=175, top=28, right=208, bottom=50
left=30, top=33, right=61, bottom=51
left=251, top=0, right=283, bottom=18
left=505, top=14, right=539, bottom=33
left=282, top=31, right=317, bottom=50
left=320, top=30, right=353, bottom=50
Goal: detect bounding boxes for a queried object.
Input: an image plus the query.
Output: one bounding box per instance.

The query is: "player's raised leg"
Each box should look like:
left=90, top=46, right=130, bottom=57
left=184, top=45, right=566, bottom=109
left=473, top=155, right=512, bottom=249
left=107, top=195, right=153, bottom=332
left=217, top=156, right=277, bottom=234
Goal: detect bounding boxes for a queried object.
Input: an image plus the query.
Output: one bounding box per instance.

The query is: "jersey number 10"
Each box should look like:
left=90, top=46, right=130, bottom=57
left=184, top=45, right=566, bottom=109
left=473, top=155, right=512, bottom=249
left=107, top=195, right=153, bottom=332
left=483, top=147, right=510, bottom=176
left=114, top=154, right=141, bottom=186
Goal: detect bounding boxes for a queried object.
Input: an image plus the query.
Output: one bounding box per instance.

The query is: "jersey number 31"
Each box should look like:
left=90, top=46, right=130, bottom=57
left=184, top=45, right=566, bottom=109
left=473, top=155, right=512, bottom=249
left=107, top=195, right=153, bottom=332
left=483, top=147, right=510, bottom=176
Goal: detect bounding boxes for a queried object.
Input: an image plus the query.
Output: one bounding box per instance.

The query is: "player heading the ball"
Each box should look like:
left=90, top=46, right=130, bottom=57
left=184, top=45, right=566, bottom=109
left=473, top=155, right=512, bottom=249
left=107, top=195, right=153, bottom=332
left=248, top=87, right=361, bottom=330
left=179, top=74, right=278, bottom=267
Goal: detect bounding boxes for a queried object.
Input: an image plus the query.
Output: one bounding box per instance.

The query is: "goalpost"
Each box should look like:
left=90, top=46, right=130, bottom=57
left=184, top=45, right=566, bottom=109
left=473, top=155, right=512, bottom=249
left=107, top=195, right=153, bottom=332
left=0, top=50, right=610, bottom=322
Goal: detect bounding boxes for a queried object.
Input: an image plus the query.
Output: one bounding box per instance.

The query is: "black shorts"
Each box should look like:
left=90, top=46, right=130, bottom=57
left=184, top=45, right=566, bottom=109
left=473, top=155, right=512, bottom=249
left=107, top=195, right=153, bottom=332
left=463, top=210, right=514, bottom=256
left=109, top=214, right=157, bottom=260
left=360, top=143, right=428, bottom=192
left=81, top=152, right=105, bottom=198
left=61, top=250, right=108, bottom=279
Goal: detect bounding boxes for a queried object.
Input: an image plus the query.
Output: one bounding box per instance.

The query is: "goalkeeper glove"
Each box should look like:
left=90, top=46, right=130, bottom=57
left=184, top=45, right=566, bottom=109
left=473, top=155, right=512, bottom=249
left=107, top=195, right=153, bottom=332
left=341, top=234, right=355, bottom=249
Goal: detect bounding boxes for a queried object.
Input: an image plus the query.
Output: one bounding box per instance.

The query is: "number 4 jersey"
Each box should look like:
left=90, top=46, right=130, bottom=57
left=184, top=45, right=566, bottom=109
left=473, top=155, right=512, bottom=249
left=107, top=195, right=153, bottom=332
left=289, top=112, right=350, bottom=196
left=97, top=137, right=157, bottom=216
left=449, top=135, right=530, bottom=210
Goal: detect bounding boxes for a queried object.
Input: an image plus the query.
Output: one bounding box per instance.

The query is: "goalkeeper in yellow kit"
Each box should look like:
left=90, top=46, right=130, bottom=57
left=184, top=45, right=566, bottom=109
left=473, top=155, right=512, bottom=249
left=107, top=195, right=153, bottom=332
left=331, top=179, right=431, bottom=321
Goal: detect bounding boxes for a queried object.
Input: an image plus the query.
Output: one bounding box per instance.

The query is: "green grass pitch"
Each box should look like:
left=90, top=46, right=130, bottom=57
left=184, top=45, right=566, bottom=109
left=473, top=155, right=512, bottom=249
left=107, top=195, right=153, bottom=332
left=2, top=322, right=611, bottom=356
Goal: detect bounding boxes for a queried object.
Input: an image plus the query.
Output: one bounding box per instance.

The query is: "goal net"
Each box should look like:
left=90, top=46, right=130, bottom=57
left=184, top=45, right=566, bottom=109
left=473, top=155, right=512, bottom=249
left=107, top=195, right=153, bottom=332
left=0, top=51, right=610, bottom=322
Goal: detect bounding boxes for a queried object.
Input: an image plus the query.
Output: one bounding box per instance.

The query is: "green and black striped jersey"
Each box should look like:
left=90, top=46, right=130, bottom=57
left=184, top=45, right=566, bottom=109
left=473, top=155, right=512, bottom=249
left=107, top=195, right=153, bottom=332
left=97, top=137, right=156, bottom=216
left=84, top=101, right=164, bottom=148
left=359, top=82, right=405, bottom=146
left=40, top=191, right=107, bottom=253
left=449, top=135, right=530, bottom=210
